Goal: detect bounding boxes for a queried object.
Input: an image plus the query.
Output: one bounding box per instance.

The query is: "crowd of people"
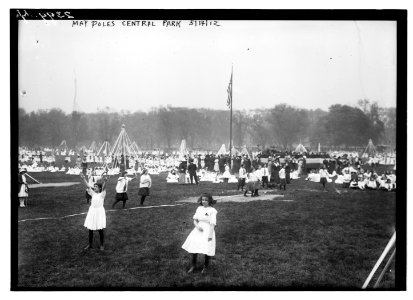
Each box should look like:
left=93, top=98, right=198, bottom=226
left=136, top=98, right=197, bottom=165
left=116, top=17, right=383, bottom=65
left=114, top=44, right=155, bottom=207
left=17, top=144, right=396, bottom=275
left=18, top=145, right=397, bottom=212
left=305, top=163, right=396, bottom=191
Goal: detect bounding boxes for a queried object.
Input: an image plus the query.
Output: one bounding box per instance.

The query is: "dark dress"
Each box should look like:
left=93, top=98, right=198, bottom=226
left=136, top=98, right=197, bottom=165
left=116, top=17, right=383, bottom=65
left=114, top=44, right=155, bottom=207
left=285, top=165, right=291, bottom=184
left=272, top=163, right=280, bottom=184
left=187, top=162, right=198, bottom=184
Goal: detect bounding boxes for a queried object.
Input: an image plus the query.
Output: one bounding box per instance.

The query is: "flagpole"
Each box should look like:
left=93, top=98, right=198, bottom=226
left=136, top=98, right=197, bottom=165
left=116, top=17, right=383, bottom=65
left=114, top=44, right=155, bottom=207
left=229, top=65, right=233, bottom=170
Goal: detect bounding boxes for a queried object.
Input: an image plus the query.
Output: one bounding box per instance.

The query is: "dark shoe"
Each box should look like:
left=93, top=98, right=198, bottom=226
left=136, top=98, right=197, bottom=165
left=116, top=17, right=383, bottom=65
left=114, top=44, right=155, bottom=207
left=187, top=266, right=195, bottom=273
left=244, top=194, right=248, bottom=197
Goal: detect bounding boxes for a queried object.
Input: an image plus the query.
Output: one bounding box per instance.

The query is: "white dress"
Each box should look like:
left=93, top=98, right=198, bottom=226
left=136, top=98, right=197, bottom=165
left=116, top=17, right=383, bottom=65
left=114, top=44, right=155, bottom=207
left=18, top=174, right=28, bottom=197
left=214, top=159, right=219, bottom=172
left=84, top=190, right=106, bottom=230
left=223, top=165, right=231, bottom=179
left=182, top=206, right=217, bottom=256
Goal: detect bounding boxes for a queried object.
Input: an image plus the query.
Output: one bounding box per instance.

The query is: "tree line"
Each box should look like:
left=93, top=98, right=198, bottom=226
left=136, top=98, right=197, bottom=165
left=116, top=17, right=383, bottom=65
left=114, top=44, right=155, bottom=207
left=18, top=99, right=396, bottom=152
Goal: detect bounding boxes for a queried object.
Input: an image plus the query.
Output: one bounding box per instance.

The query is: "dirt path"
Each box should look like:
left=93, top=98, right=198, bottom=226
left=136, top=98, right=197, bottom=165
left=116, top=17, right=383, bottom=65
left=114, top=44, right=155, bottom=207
left=28, top=182, right=80, bottom=188
left=176, top=192, right=293, bottom=203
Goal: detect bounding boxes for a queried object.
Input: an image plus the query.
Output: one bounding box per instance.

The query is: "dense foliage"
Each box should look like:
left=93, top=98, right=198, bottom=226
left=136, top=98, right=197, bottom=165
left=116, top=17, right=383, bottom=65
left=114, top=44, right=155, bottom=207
left=18, top=100, right=395, bottom=151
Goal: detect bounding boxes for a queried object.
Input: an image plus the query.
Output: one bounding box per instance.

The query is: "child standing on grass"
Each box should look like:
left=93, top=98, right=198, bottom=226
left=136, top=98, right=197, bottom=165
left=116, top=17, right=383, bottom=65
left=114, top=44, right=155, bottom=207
left=237, top=164, right=247, bottom=191
left=138, top=169, right=152, bottom=206
left=319, top=165, right=329, bottom=191
left=182, top=193, right=217, bottom=274
left=80, top=172, right=108, bottom=251
left=18, top=168, right=29, bottom=207
left=279, top=165, right=286, bottom=190
left=112, top=170, right=137, bottom=209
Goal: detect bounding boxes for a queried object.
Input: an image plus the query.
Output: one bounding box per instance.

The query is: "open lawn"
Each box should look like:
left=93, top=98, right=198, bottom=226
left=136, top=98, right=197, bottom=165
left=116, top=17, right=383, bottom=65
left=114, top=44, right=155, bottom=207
left=15, top=171, right=396, bottom=289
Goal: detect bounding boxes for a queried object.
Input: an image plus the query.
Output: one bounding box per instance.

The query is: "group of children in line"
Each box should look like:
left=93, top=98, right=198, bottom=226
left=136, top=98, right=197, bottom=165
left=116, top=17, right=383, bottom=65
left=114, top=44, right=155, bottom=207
left=237, top=164, right=289, bottom=196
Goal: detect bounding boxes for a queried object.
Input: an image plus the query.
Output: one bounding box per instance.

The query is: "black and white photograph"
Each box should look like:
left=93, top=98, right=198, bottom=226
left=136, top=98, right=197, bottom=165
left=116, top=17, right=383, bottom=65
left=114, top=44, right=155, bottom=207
left=10, top=8, right=406, bottom=291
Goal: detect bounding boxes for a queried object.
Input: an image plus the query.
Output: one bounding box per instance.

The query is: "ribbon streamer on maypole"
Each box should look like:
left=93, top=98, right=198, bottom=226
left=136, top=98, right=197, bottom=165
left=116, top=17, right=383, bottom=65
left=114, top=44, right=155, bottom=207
left=97, top=141, right=112, bottom=157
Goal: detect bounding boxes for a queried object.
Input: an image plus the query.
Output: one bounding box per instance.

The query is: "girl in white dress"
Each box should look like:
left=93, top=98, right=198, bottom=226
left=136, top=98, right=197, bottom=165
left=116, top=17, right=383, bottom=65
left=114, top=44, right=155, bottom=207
left=138, top=169, right=152, bottom=206
left=18, top=168, right=29, bottom=207
left=222, top=164, right=231, bottom=183
left=182, top=193, right=217, bottom=274
left=80, top=172, right=108, bottom=251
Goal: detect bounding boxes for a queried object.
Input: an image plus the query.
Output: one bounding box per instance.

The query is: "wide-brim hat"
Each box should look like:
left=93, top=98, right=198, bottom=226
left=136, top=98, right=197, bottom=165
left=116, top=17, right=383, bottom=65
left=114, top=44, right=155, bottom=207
left=19, top=167, right=27, bottom=173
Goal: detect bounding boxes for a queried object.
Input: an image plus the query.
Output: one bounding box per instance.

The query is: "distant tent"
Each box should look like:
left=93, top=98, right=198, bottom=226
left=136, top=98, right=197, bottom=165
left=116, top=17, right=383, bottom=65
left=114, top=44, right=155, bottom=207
left=295, top=143, right=307, bottom=153
left=231, top=146, right=240, bottom=156
left=97, top=141, right=111, bottom=157
left=179, top=139, right=189, bottom=159
left=79, top=145, right=88, bottom=153
left=240, top=145, right=251, bottom=158
left=58, top=140, right=68, bottom=150
left=363, top=139, right=377, bottom=157
left=217, top=144, right=227, bottom=156
left=89, top=141, right=98, bottom=153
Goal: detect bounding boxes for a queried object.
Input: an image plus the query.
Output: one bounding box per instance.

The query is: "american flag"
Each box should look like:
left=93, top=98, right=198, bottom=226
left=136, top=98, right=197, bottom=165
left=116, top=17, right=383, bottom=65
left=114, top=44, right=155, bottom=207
left=226, top=71, right=232, bottom=109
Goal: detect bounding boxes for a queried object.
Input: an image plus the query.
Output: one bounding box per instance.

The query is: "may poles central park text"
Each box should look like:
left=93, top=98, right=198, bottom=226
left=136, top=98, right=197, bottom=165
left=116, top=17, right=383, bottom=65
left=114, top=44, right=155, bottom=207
left=72, top=20, right=221, bottom=28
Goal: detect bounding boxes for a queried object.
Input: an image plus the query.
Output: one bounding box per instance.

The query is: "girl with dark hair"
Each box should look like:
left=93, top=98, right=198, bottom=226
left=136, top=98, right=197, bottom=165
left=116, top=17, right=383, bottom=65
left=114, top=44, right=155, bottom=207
left=138, top=169, right=152, bottom=206
left=182, top=193, right=217, bottom=274
left=18, top=168, right=29, bottom=207
left=80, top=172, right=108, bottom=251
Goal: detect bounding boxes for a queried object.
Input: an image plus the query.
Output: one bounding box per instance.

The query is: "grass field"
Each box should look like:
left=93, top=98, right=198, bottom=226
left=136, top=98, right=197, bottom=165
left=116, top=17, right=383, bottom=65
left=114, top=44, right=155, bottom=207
left=15, top=170, right=396, bottom=289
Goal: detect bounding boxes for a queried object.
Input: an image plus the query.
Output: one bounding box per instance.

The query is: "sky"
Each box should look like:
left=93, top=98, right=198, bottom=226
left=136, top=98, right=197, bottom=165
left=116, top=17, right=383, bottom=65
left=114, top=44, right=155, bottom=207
left=18, top=19, right=397, bottom=114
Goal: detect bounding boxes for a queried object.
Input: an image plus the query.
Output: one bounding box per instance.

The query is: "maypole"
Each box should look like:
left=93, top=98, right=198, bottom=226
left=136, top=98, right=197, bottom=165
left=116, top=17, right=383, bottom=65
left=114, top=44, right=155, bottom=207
left=227, top=66, right=233, bottom=169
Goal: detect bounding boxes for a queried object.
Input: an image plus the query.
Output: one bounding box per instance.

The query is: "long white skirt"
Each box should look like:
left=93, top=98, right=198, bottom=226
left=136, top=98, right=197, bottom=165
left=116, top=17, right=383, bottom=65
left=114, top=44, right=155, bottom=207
left=84, top=207, right=106, bottom=230
left=222, top=170, right=231, bottom=179
left=18, top=185, right=28, bottom=197
left=182, top=221, right=216, bottom=256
